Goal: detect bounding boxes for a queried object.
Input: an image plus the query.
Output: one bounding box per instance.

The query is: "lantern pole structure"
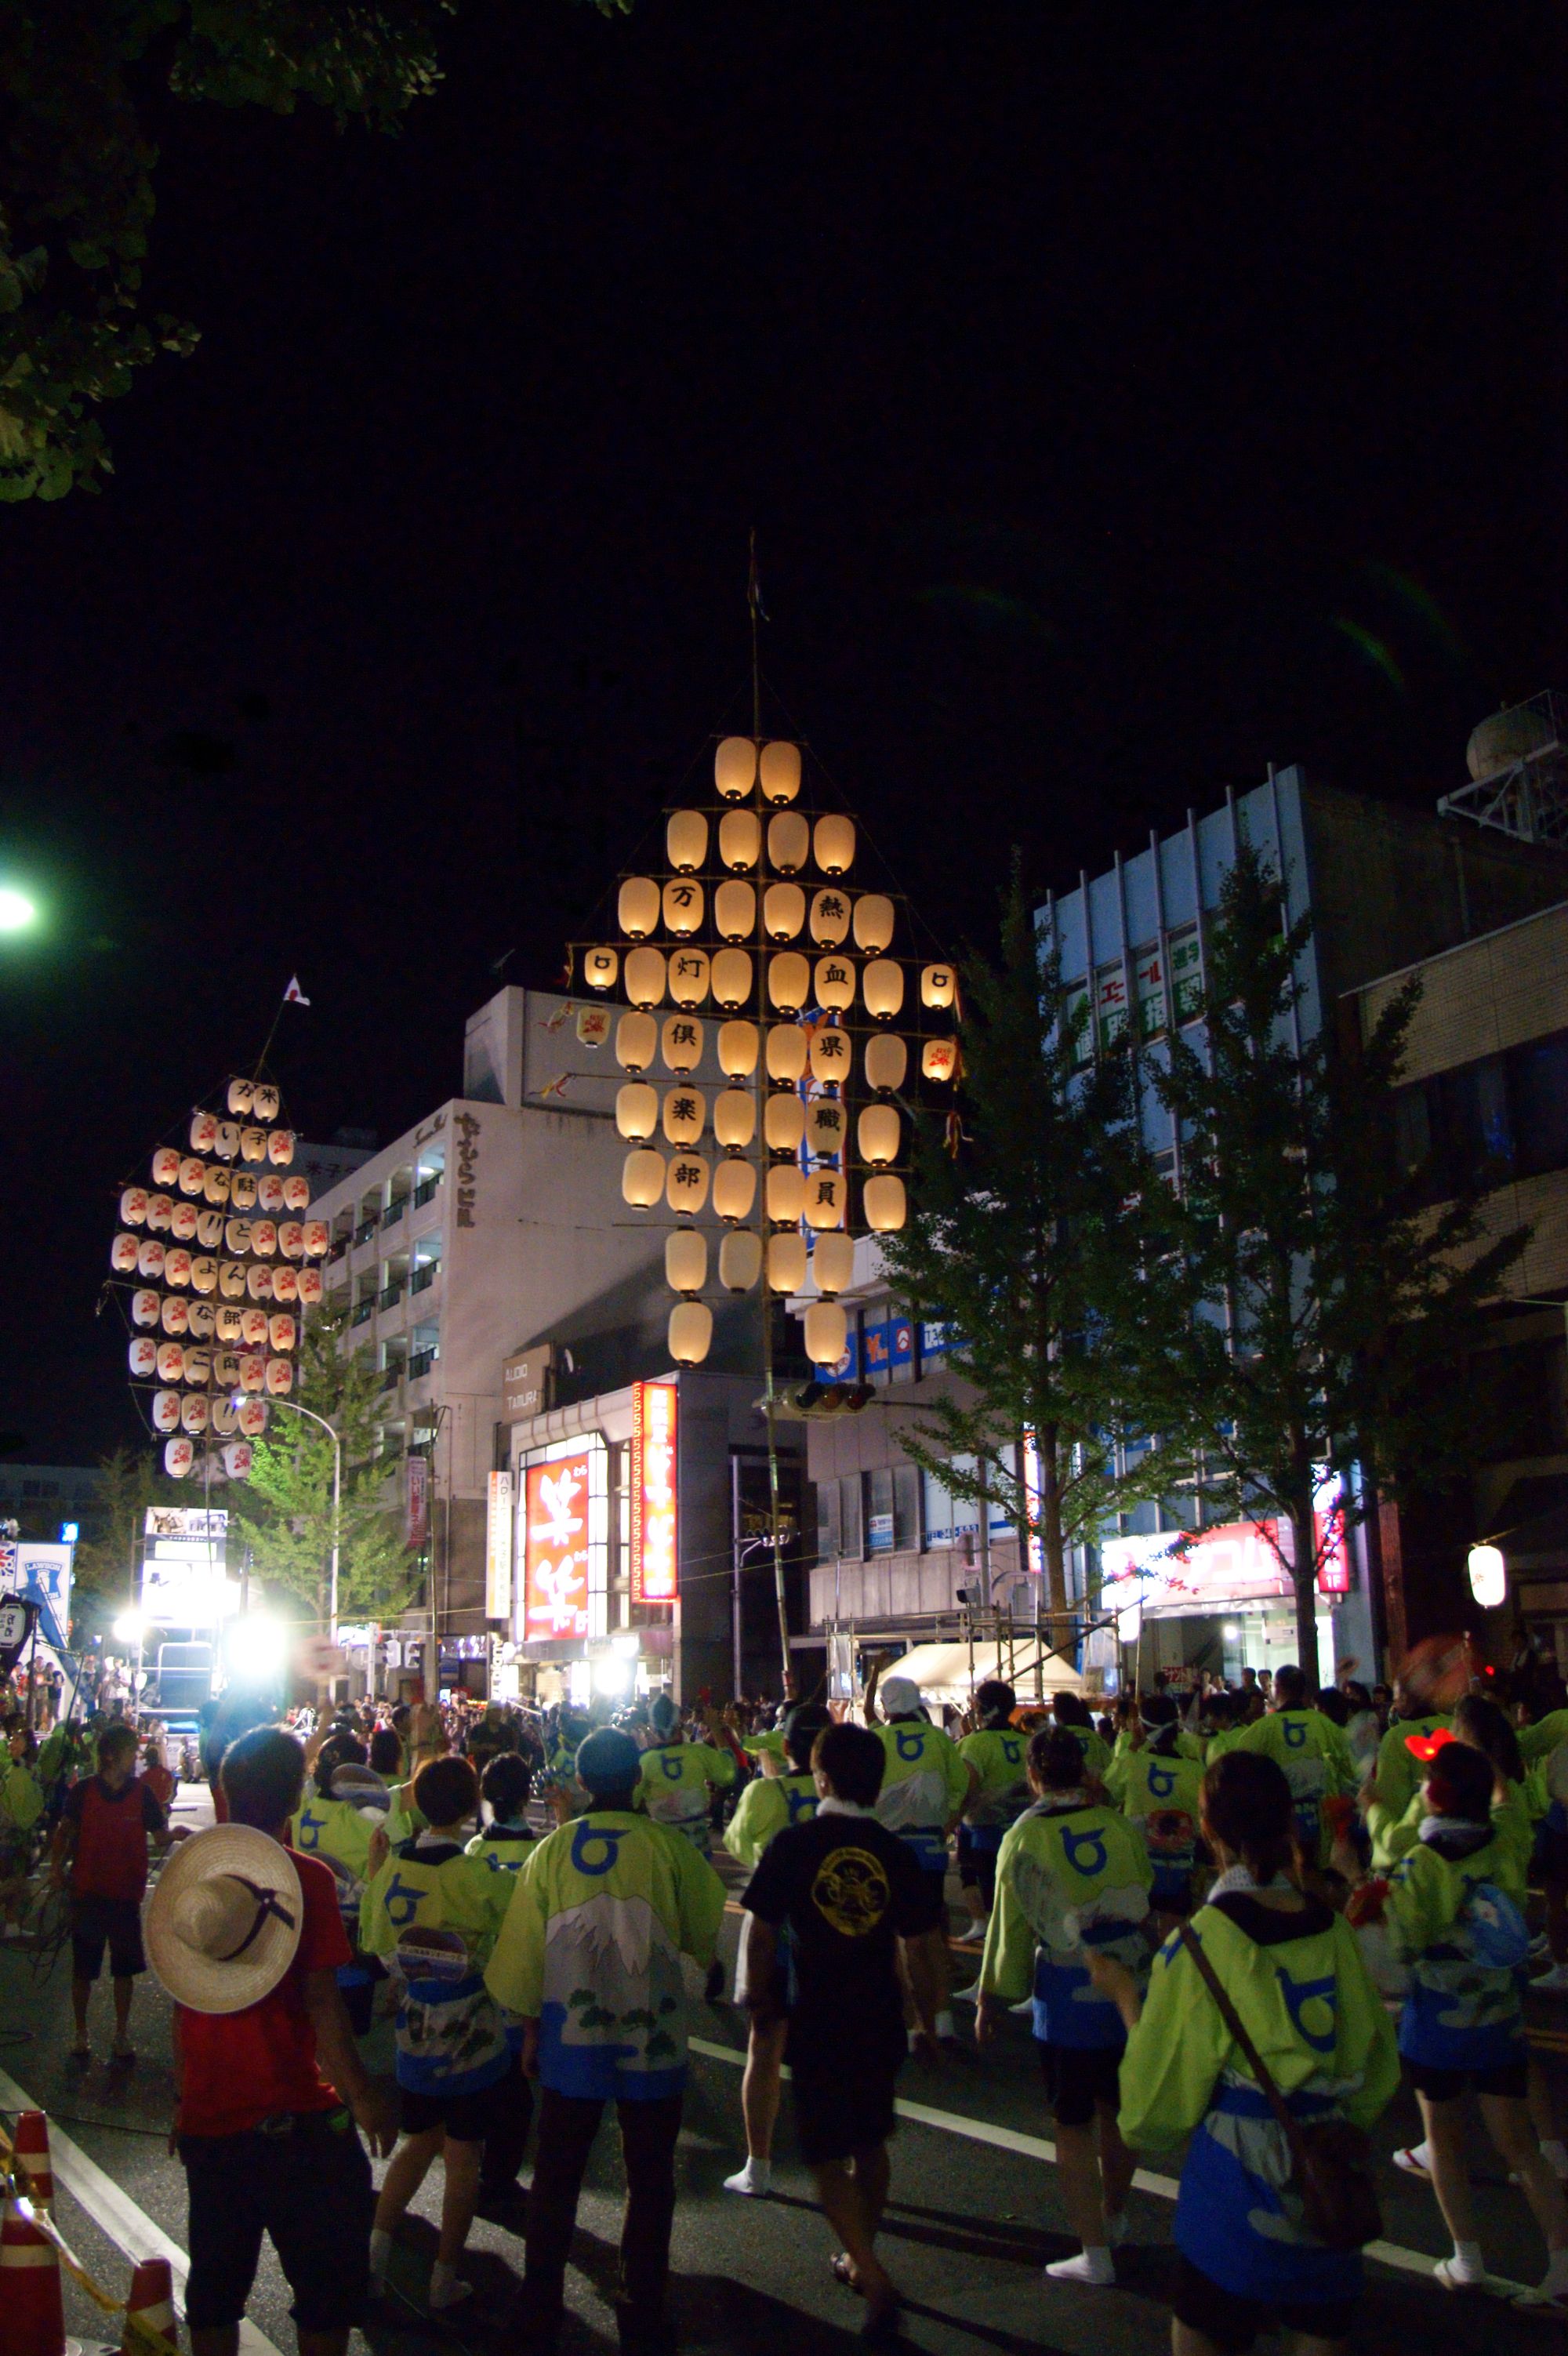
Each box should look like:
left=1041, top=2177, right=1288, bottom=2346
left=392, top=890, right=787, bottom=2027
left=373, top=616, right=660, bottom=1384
left=266, top=1397, right=342, bottom=1645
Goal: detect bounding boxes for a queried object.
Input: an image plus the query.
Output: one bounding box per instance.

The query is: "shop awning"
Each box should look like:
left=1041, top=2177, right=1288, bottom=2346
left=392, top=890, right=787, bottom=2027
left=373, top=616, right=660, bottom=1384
left=887, top=1638, right=1087, bottom=1708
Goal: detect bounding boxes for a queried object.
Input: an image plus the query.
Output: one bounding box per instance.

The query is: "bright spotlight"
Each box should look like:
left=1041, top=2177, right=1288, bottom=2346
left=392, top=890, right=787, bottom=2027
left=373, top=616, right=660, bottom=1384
left=113, top=1612, right=144, bottom=1644
left=593, top=1654, right=632, bottom=1698
left=0, top=888, right=37, bottom=933
left=227, top=1612, right=289, bottom=1683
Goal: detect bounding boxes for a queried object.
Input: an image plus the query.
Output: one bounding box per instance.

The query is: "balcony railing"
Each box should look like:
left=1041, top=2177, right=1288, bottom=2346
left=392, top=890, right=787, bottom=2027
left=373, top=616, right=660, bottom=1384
left=350, top=1298, right=373, bottom=1327
left=353, top=1215, right=379, bottom=1246
left=326, top=1238, right=347, bottom=1265
left=378, top=1364, right=403, bottom=1394
left=378, top=1282, right=405, bottom=1311
left=409, top=1263, right=440, bottom=1295
left=412, top=1175, right=441, bottom=1209
left=408, top=1347, right=438, bottom=1381
left=383, top=1198, right=407, bottom=1229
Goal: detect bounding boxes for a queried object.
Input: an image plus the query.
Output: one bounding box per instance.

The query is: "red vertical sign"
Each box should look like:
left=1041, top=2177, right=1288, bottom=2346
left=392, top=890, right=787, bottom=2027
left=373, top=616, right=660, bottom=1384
left=630, top=1381, right=677, bottom=1605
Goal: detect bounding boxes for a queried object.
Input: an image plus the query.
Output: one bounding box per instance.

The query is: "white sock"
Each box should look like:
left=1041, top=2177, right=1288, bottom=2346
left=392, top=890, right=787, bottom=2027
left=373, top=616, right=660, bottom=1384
left=428, top=2262, right=471, bottom=2311
left=1450, top=2239, right=1485, bottom=2281
left=368, top=2228, right=393, bottom=2286
left=1045, top=2247, right=1115, bottom=2286
left=724, top=2157, right=771, bottom=2194
left=934, top=2009, right=956, bottom=2041
left=1541, top=2138, right=1568, bottom=2181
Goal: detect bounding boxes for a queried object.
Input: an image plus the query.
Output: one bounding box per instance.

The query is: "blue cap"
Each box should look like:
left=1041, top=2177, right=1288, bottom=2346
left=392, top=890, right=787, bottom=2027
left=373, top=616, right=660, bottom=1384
left=575, top=1727, right=643, bottom=1796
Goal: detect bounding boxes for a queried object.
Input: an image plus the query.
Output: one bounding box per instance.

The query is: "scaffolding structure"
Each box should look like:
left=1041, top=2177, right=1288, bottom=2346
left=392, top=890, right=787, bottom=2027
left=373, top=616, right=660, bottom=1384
left=1438, top=691, right=1568, bottom=848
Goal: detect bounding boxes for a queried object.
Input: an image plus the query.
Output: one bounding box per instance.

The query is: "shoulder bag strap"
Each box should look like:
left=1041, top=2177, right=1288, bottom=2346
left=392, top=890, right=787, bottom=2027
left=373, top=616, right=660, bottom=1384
left=1177, top=1919, right=1313, bottom=2177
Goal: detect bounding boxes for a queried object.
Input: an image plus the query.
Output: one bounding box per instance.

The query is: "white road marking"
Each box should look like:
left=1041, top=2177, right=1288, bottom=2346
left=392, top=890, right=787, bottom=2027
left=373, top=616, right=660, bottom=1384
left=688, top=2037, right=1531, bottom=2298
left=0, top=2067, right=281, bottom=2356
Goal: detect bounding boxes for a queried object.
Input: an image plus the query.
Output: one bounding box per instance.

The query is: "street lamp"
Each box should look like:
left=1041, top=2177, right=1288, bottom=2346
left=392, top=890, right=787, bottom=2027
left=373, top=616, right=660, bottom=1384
left=0, top=886, right=37, bottom=933
left=262, top=1398, right=343, bottom=1642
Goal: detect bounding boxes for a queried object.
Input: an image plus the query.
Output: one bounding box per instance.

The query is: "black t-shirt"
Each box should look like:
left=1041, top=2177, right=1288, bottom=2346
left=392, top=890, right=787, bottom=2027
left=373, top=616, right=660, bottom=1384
left=742, top=1807, right=930, bottom=2072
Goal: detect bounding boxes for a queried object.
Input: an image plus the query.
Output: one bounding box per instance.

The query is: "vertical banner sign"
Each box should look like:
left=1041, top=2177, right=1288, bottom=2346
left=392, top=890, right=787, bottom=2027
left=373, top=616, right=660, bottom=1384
left=524, top=1454, right=590, bottom=1639
left=485, top=1470, right=514, bottom=1621
left=405, top=1455, right=430, bottom=1552
left=630, top=1380, right=678, bottom=1605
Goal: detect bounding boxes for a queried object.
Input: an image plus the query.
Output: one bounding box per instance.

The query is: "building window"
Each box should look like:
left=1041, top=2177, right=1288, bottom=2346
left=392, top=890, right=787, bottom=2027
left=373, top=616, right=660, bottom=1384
left=866, top=1468, right=895, bottom=1554
left=817, top=1479, right=841, bottom=1562
left=893, top=1463, right=921, bottom=1552
left=1511, top=1033, right=1568, bottom=1180
left=1393, top=1026, right=1568, bottom=1203
left=839, top=1473, right=863, bottom=1561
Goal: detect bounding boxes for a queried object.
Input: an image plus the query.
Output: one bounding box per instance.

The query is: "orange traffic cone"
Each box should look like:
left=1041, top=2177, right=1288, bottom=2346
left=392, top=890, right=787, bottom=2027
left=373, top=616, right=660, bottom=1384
left=119, top=2259, right=176, bottom=2356
left=13, top=2115, right=53, bottom=2211
left=0, top=2191, right=67, bottom=2356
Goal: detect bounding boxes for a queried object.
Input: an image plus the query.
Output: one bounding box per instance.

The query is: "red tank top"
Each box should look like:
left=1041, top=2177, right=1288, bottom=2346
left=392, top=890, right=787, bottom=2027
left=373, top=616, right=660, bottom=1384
left=72, top=1780, right=153, bottom=1902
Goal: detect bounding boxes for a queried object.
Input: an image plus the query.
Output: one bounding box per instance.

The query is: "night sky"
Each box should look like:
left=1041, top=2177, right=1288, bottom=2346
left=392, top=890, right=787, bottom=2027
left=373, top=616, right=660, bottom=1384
left=3, top=3, right=1563, bottom=1462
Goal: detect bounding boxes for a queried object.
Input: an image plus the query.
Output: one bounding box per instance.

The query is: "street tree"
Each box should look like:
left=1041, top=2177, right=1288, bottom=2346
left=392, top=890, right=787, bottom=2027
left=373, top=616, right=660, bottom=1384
left=71, top=1441, right=180, bottom=1604
left=1142, top=843, right=1527, bottom=1683
left=877, top=866, right=1192, bottom=1644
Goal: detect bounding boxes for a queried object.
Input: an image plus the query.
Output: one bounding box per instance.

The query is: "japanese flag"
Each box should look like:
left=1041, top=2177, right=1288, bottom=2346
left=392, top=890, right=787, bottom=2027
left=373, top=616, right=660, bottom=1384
left=283, top=976, right=310, bottom=1006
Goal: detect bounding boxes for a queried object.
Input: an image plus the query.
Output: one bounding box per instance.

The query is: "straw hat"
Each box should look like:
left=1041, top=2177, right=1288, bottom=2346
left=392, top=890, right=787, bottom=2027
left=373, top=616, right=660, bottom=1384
left=145, top=1826, right=303, bottom=2014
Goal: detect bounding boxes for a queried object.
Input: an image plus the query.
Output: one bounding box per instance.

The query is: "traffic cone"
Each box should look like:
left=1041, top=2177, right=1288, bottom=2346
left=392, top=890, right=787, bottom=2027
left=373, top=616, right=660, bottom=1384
left=13, top=2115, right=53, bottom=2210
left=119, top=2259, right=176, bottom=2356
left=0, top=2192, right=67, bottom=2356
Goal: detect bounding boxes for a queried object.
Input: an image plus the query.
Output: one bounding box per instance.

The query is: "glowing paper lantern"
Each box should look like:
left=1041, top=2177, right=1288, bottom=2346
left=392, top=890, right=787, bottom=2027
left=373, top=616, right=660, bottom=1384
left=303, top=1221, right=329, bottom=1257
left=713, top=1087, right=756, bottom=1149
left=767, top=811, right=810, bottom=874
left=807, top=1099, right=847, bottom=1157
left=179, top=1157, right=205, bottom=1197
left=866, top=1033, right=907, bottom=1091
left=227, top=1079, right=255, bottom=1116
left=216, top=1123, right=240, bottom=1162
left=809, top=1026, right=852, bottom=1084
left=759, top=741, right=802, bottom=804
left=805, top=1301, right=849, bottom=1367
left=170, top=1203, right=199, bottom=1241
left=617, top=1082, right=659, bottom=1142
left=284, top=1176, right=310, bottom=1212
left=922, top=1036, right=959, bottom=1082
left=766, top=1164, right=806, bottom=1225
left=187, top=1300, right=216, bottom=1338
left=191, top=1256, right=218, bottom=1296
left=810, top=888, right=851, bottom=946
left=616, top=1011, right=659, bottom=1071
left=120, top=1186, right=150, bottom=1227
left=812, top=1231, right=855, bottom=1294
left=710, top=949, right=754, bottom=1010
left=584, top=946, right=619, bottom=992
left=623, top=1148, right=666, bottom=1208
left=715, top=880, right=757, bottom=940
left=161, top=1296, right=190, bottom=1336
left=181, top=1347, right=212, bottom=1389
left=768, top=952, right=810, bottom=1011
left=132, top=1288, right=161, bottom=1328
left=230, top=1174, right=257, bottom=1211
left=864, top=1174, right=907, bottom=1232
left=247, top=1265, right=275, bottom=1301
left=804, top=1171, right=846, bottom=1230
left=813, top=815, right=855, bottom=875
left=713, top=1158, right=757, bottom=1222
left=250, top=1220, right=278, bottom=1259
left=156, top=1341, right=186, bottom=1384
left=165, top=1438, right=195, bottom=1479
left=146, top=1194, right=173, bottom=1232
left=921, top=963, right=956, bottom=1009
left=666, top=1230, right=707, bottom=1294
left=269, top=1313, right=297, bottom=1353
left=662, top=1087, right=706, bottom=1145
left=152, top=1148, right=182, bottom=1188
left=181, top=1396, right=210, bottom=1436
left=619, top=877, right=661, bottom=938
left=858, top=1104, right=902, bottom=1166
left=668, top=1301, right=713, bottom=1366
left=216, top=1304, right=244, bottom=1345
left=767, top=1232, right=808, bottom=1292
left=624, top=947, right=667, bottom=1009
left=852, top=895, right=895, bottom=952
left=202, top=1167, right=231, bottom=1206
left=238, top=1396, right=269, bottom=1436
left=278, top=1222, right=305, bottom=1260
left=272, top=1264, right=299, bottom=1304
left=578, top=1003, right=611, bottom=1048
left=266, top=1356, right=294, bottom=1396
left=666, top=810, right=708, bottom=873
left=719, top=1229, right=762, bottom=1291
left=766, top=1023, right=808, bottom=1082
left=668, top=949, right=710, bottom=1007
left=138, top=1238, right=166, bottom=1280
left=715, top=736, right=757, bottom=800
left=240, top=1127, right=267, bottom=1164
left=661, top=1015, right=703, bottom=1073
left=129, top=1338, right=158, bottom=1379
left=863, top=960, right=904, bottom=1018
left=196, top=1210, right=224, bottom=1249
left=666, top=1154, right=710, bottom=1214
left=111, top=1233, right=140, bottom=1275
left=151, top=1389, right=182, bottom=1432
left=718, top=1018, right=760, bottom=1076
left=814, top=954, right=855, bottom=1011
left=241, top=1307, right=270, bottom=1348
left=254, top=1086, right=280, bottom=1123
left=763, top=883, right=806, bottom=941
left=719, top=810, right=762, bottom=870
left=165, top=1247, right=194, bottom=1289
left=258, top=1176, right=285, bottom=1214
left=219, top=1262, right=247, bottom=1301
left=764, top=1095, right=806, bottom=1153
left=191, top=1113, right=219, bottom=1154
left=223, top=1443, right=254, bottom=1480
left=212, top=1392, right=239, bottom=1432
left=1468, top=1545, right=1507, bottom=1609
left=298, top=1267, right=324, bottom=1305
left=662, top=878, right=704, bottom=937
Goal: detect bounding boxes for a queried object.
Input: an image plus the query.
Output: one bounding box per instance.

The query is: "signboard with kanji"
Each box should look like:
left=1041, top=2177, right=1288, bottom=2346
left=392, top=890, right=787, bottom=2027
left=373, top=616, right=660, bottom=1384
left=630, top=1381, right=677, bottom=1605
left=523, top=1454, right=591, bottom=1639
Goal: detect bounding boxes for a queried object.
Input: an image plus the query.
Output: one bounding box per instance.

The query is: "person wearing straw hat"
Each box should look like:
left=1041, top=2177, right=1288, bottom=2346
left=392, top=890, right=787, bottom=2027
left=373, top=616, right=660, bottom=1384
left=150, top=1726, right=397, bottom=2356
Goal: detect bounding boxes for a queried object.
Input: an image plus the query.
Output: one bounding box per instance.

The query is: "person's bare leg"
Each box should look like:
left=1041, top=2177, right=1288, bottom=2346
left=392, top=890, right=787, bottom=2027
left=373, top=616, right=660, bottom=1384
left=437, top=2136, right=481, bottom=2267
left=1420, top=2092, right=1477, bottom=2246
left=812, top=2150, right=897, bottom=2309
left=855, top=2141, right=891, bottom=2238
left=374, top=2128, right=441, bottom=2233
left=1098, top=2100, right=1136, bottom=2227
left=741, top=2019, right=787, bottom=2160
left=1480, top=2094, right=1568, bottom=2250
left=70, top=1977, right=91, bottom=2051
left=1055, top=2122, right=1107, bottom=2249
left=112, top=1978, right=134, bottom=2049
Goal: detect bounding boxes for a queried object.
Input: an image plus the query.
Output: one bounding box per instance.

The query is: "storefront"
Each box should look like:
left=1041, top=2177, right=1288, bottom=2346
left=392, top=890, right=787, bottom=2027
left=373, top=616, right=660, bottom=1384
left=1098, top=1509, right=1377, bottom=1686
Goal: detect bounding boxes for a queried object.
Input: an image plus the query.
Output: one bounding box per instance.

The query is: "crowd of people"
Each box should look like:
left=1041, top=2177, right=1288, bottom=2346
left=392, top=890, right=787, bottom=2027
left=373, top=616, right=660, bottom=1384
left=6, top=1649, right=1568, bottom=2354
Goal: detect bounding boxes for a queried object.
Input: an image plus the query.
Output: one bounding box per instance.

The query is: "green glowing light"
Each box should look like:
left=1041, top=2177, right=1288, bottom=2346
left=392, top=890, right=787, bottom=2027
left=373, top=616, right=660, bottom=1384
left=0, top=887, right=38, bottom=933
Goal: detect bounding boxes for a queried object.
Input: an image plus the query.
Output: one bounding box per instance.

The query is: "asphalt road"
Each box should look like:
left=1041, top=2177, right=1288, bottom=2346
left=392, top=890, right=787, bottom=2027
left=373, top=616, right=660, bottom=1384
left=4, top=1786, right=1566, bottom=2356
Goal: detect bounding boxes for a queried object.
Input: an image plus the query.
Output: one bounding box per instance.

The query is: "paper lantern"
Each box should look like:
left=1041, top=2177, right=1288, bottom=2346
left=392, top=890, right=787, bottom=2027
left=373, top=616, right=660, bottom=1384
left=1468, top=1544, right=1507, bottom=1608
left=230, top=1173, right=257, bottom=1211
left=711, top=949, right=754, bottom=1010
left=714, top=880, right=757, bottom=940
left=661, top=1015, right=703, bottom=1073
left=668, top=949, right=710, bottom=1007
left=132, top=1288, right=161, bottom=1328
left=181, top=1396, right=211, bottom=1436
left=156, top=1341, right=186, bottom=1384
left=202, top=1166, right=231, bottom=1206
left=766, top=1023, right=808, bottom=1082
left=187, top=1299, right=216, bottom=1339
left=768, top=952, right=810, bottom=1011
left=713, top=1157, right=757, bottom=1222
left=813, top=815, right=855, bottom=876
left=151, top=1389, right=182, bottom=1432
left=278, top=1222, right=305, bottom=1261
left=715, top=735, right=757, bottom=800
left=617, top=1082, right=659, bottom=1142
left=666, top=809, right=709, bottom=873
left=719, top=809, right=762, bottom=870
left=161, top=1296, right=190, bottom=1336
left=814, top=954, right=855, bottom=1011
left=179, top=1156, right=206, bottom=1196
left=227, top=1078, right=255, bottom=1116
left=807, top=1099, right=848, bottom=1156
left=713, top=1087, right=755, bottom=1149
left=183, top=1346, right=212, bottom=1389
left=196, top=1209, right=224, bottom=1249
left=152, top=1148, right=182, bottom=1187
left=719, top=1229, right=763, bottom=1291
left=129, top=1337, right=158, bottom=1378
left=584, top=946, right=619, bottom=992
left=766, top=1163, right=806, bottom=1225
left=219, top=1261, right=246, bottom=1300
left=812, top=1231, right=855, bottom=1294
left=257, top=1175, right=285, bottom=1214
left=763, top=883, right=806, bottom=941
left=666, top=1230, right=707, bottom=1295
left=853, top=894, right=895, bottom=952
left=865, top=1032, right=907, bottom=1092
left=578, top=1004, right=611, bottom=1050
left=111, top=1232, right=140, bottom=1275
left=767, top=811, right=810, bottom=874
left=760, top=741, right=802, bottom=805
left=246, top=1264, right=275, bottom=1301
left=303, top=1221, right=329, bottom=1257
left=662, top=1087, right=706, bottom=1146
left=240, top=1127, right=267, bottom=1164
left=191, top=1256, right=218, bottom=1296
left=266, top=1356, right=294, bottom=1396
left=767, top=1232, right=808, bottom=1292
left=212, top=1392, right=239, bottom=1434
left=662, top=878, right=704, bottom=937
left=241, top=1351, right=270, bottom=1393
left=864, top=1174, right=907, bottom=1232
left=809, top=888, right=851, bottom=946
left=864, top=960, right=904, bottom=1018
left=804, top=1170, right=847, bottom=1230
left=616, top=1011, right=659, bottom=1072
left=238, top=1396, right=268, bottom=1436
left=269, top=1313, right=297, bottom=1354
left=619, top=876, right=662, bottom=938
left=137, top=1237, right=166, bottom=1280
left=622, top=1148, right=666, bottom=1207
left=922, top=1036, right=959, bottom=1082
left=765, top=1094, right=806, bottom=1153
left=284, top=1175, right=310, bottom=1212
left=251, top=1220, right=278, bottom=1258
left=223, top=1443, right=254, bottom=1480
left=170, top=1202, right=199, bottom=1241
left=216, top=1304, right=244, bottom=1344
left=242, top=1307, right=270, bottom=1348
left=146, top=1193, right=173, bottom=1232
left=165, top=1438, right=195, bottom=1480
left=666, top=1153, right=710, bottom=1214
left=668, top=1301, right=713, bottom=1366
left=254, top=1085, right=280, bottom=1124
left=921, top=963, right=956, bottom=1009
left=272, top=1264, right=299, bottom=1303
left=858, top=1104, right=902, bottom=1166
left=121, top=1186, right=149, bottom=1227
left=808, top=1026, right=853, bottom=1084
left=297, top=1266, right=324, bottom=1305
left=718, top=1018, right=760, bottom=1076
left=165, top=1247, right=194, bottom=1289
left=624, top=947, right=667, bottom=1009
left=216, top=1122, right=240, bottom=1162
left=805, top=1301, right=849, bottom=1367
left=191, top=1112, right=219, bottom=1155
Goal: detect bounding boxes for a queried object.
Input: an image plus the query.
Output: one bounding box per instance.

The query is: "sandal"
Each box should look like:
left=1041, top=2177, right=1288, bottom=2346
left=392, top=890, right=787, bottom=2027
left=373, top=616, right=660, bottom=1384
left=830, top=2254, right=862, bottom=2293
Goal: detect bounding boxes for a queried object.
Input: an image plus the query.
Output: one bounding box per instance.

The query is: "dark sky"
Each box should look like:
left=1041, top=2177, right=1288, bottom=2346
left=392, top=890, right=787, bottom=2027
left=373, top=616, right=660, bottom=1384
left=2, top=2, right=1563, bottom=1463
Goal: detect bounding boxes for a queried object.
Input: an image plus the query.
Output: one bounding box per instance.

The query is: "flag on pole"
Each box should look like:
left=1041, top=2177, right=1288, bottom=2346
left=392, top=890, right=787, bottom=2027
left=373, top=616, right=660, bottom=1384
left=282, top=977, right=310, bottom=1007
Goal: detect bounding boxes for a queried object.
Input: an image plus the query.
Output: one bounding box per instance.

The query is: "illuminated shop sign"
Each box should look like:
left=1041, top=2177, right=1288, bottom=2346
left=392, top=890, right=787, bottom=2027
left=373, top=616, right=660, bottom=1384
left=630, top=1380, right=677, bottom=1605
